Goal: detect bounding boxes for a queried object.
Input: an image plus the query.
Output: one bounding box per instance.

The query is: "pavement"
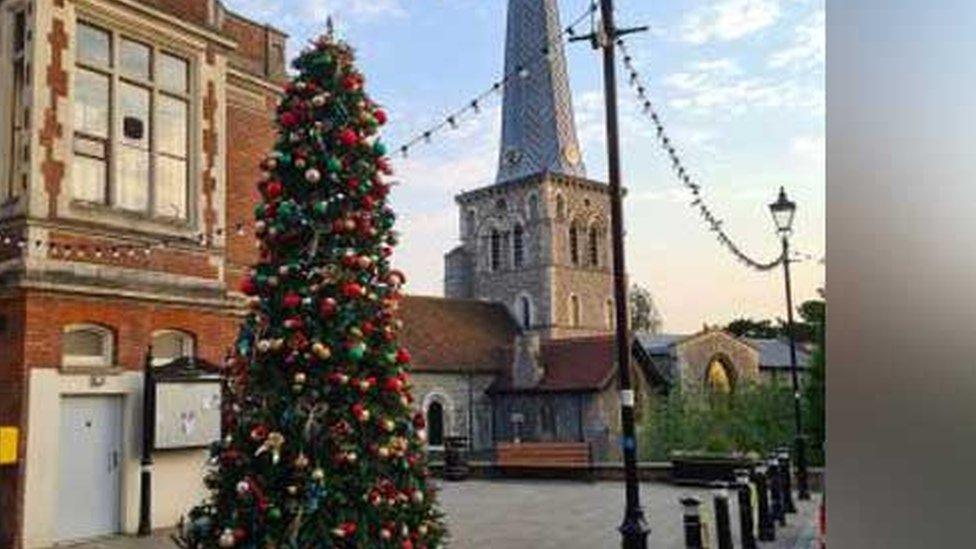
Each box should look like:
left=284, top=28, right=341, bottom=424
left=52, top=480, right=821, bottom=548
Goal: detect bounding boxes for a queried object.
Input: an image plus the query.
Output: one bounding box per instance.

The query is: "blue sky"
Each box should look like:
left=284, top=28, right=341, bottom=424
left=232, top=0, right=825, bottom=332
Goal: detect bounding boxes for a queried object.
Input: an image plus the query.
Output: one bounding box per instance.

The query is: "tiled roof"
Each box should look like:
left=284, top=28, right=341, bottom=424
left=398, top=295, right=517, bottom=374
left=743, top=338, right=812, bottom=369
left=490, top=335, right=621, bottom=393
left=634, top=332, right=687, bottom=355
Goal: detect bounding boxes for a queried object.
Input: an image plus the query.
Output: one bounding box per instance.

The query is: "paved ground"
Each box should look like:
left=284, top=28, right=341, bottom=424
left=54, top=481, right=821, bottom=548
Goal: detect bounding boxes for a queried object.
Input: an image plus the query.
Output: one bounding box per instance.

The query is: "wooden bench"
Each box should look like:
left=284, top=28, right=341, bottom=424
left=495, top=442, right=593, bottom=478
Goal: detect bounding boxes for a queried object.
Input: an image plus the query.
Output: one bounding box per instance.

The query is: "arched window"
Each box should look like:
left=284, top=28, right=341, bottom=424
left=427, top=401, right=444, bottom=447
left=540, top=403, right=556, bottom=438
left=528, top=194, right=539, bottom=220
left=706, top=358, right=732, bottom=394
left=588, top=226, right=600, bottom=267
left=605, top=299, right=615, bottom=329
left=569, top=222, right=580, bottom=265
left=556, top=194, right=566, bottom=219
left=570, top=295, right=581, bottom=327
left=490, top=229, right=502, bottom=271
left=466, top=209, right=477, bottom=237
left=513, top=224, right=525, bottom=267
left=151, top=330, right=195, bottom=367
left=63, top=324, right=114, bottom=368
left=518, top=295, right=532, bottom=329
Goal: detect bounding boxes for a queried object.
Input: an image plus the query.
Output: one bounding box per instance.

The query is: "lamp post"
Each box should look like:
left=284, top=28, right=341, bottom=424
left=769, top=187, right=811, bottom=500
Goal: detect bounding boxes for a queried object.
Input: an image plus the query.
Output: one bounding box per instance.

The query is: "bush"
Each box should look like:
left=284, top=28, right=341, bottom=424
left=640, top=381, right=796, bottom=462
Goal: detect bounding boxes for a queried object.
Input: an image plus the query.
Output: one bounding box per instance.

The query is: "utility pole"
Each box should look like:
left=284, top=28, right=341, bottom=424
left=571, top=2, right=649, bottom=547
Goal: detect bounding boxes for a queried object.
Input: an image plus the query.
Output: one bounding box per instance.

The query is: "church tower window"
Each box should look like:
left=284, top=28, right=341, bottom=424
left=466, top=209, right=477, bottom=237
left=528, top=194, right=539, bottom=220
left=569, top=222, right=580, bottom=265
left=519, top=295, right=532, bottom=329
left=513, top=224, right=525, bottom=267
left=556, top=194, right=566, bottom=219
left=570, top=294, right=581, bottom=327
left=490, top=229, right=502, bottom=271
left=588, top=226, right=600, bottom=267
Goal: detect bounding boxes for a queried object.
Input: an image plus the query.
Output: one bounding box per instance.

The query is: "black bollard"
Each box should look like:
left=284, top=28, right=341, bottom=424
left=769, top=458, right=786, bottom=526
left=754, top=467, right=776, bottom=541
left=681, top=497, right=704, bottom=549
left=736, top=472, right=757, bottom=549
left=713, top=489, right=734, bottom=549
left=779, top=449, right=797, bottom=514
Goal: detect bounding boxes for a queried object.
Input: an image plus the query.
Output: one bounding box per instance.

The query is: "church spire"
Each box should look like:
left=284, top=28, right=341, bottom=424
left=496, top=0, right=586, bottom=184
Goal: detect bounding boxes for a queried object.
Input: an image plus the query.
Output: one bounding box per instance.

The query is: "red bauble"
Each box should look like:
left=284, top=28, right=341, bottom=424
left=402, top=540, right=414, bottom=549
left=282, top=292, right=302, bottom=308
left=264, top=180, right=283, bottom=200
left=383, top=377, right=403, bottom=393
left=240, top=277, right=257, bottom=296
left=338, top=128, right=359, bottom=147
left=374, top=109, right=388, bottom=125
left=319, top=297, right=338, bottom=317
left=413, top=412, right=426, bottom=430
left=280, top=111, right=300, bottom=128
left=343, top=282, right=364, bottom=298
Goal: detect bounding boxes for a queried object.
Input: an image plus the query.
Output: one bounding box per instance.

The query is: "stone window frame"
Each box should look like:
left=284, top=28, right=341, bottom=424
left=62, top=322, right=116, bottom=370
left=555, top=192, right=566, bottom=220
left=515, top=292, right=534, bottom=330
left=1, top=2, right=29, bottom=204
left=422, top=391, right=454, bottom=450
left=703, top=353, right=737, bottom=395
left=489, top=228, right=502, bottom=272
left=527, top=192, right=539, bottom=220
left=465, top=208, right=477, bottom=239
left=569, top=294, right=581, bottom=327
left=587, top=223, right=601, bottom=267
left=69, top=11, right=199, bottom=227
left=150, top=328, right=195, bottom=367
left=512, top=222, right=525, bottom=268
left=568, top=219, right=582, bottom=266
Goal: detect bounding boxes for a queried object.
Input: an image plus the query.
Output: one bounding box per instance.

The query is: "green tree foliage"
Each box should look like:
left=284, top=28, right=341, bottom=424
left=629, top=283, right=663, bottom=334
left=178, top=34, right=445, bottom=548
left=641, top=382, right=795, bottom=461
left=803, top=300, right=826, bottom=466
left=724, top=318, right=781, bottom=339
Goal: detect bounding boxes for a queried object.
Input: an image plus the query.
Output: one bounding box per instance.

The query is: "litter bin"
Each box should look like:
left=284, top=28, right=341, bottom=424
left=444, top=436, right=470, bottom=481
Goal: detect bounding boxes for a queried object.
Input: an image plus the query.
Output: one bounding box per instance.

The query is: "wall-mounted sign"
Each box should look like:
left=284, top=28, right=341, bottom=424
left=0, top=426, right=19, bottom=465
left=154, top=381, right=221, bottom=450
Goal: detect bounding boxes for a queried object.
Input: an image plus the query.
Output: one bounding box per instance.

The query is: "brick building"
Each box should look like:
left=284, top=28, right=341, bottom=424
left=0, top=0, right=286, bottom=545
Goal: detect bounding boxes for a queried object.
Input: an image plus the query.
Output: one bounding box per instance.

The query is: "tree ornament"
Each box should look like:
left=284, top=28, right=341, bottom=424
left=305, top=168, right=322, bottom=183
left=218, top=529, right=236, bottom=547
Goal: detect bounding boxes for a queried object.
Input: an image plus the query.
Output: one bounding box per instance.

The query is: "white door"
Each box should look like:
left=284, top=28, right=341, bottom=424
left=57, top=395, right=123, bottom=542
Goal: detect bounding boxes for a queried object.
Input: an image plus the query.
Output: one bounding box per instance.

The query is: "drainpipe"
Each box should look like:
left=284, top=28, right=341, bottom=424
left=138, top=346, right=154, bottom=536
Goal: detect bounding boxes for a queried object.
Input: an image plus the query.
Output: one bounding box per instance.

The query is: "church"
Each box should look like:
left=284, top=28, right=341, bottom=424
left=403, top=0, right=766, bottom=462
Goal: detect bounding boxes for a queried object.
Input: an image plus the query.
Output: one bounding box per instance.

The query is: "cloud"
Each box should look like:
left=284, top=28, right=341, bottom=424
left=663, top=57, right=823, bottom=115
left=233, top=0, right=407, bottom=26
left=680, top=0, right=782, bottom=44
left=769, top=9, right=825, bottom=70
left=791, top=134, right=825, bottom=163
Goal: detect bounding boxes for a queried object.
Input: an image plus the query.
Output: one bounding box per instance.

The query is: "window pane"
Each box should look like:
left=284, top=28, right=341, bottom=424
left=156, top=156, right=187, bottom=218
left=72, top=154, right=107, bottom=203
left=77, top=23, right=111, bottom=67
left=157, top=96, right=187, bottom=157
left=120, top=39, right=151, bottom=80
left=119, top=82, right=150, bottom=149
left=158, top=53, right=188, bottom=93
left=117, top=146, right=149, bottom=210
left=64, top=329, right=106, bottom=358
left=74, top=69, right=110, bottom=137
left=152, top=332, right=192, bottom=363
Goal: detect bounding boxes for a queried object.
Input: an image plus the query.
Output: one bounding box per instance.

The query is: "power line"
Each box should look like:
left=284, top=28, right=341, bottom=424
left=616, top=39, right=786, bottom=272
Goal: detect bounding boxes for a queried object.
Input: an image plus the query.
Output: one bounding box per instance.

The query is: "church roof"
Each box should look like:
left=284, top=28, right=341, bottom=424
left=398, top=295, right=517, bottom=374
left=743, top=338, right=812, bottom=370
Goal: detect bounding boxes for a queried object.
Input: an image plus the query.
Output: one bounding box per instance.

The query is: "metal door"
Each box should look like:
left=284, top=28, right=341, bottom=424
left=57, top=395, right=123, bottom=542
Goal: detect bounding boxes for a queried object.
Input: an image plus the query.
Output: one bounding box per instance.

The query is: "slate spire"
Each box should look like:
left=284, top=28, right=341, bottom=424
left=496, top=0, right=586, bottom=183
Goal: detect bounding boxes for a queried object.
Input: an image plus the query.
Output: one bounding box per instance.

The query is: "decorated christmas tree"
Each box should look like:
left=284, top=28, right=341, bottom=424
left=178, top=31, right=445, bottom=548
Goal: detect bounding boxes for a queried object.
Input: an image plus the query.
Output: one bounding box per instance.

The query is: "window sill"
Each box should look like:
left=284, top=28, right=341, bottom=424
left=68, top=199, right=194, bottom=233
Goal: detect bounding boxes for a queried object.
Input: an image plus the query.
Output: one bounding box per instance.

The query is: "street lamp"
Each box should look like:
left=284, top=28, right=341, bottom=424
left=769, top=186, right=811, bottom=500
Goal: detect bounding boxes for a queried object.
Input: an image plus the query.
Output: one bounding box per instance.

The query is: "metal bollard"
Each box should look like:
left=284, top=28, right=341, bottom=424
left=753, top=467, right=776, bottom=541
left=681, top=496, right=704, bottom=549
left=778, top=448, right=797, bottom=514
left=736, top=472, right=757, bottom=549
left=713, top=489, right=734, bottom=549
left=769, top=458, right=786, bottom=526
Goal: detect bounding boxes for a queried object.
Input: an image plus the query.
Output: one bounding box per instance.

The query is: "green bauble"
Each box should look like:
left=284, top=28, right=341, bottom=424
left=348, top=342, right=367, bottom=362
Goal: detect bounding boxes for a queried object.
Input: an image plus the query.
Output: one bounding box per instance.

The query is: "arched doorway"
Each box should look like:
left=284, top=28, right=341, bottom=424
left=706, top=356, right=733, bottom=395
left=427, top=401, right=444, bottom=447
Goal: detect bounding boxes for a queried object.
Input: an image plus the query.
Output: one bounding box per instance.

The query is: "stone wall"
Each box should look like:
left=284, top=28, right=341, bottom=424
left=411, top=372, right=496, bottom=452
left=675, top=331, right=761, bottom=393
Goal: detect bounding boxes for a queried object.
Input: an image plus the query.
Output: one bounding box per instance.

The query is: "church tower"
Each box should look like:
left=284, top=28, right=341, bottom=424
left=444, top=0, right=615, bottom=339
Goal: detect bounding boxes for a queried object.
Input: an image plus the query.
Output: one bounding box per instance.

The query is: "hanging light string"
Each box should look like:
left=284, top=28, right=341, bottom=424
left=616, top=39, right=786, bottom=272
left=393, top=2, right=598, bottom=158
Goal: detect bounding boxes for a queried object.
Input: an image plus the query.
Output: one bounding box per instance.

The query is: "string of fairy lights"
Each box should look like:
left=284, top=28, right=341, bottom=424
left=615, top=38, right=788, bottom=272
left=0, top=4, right=600, bottom=262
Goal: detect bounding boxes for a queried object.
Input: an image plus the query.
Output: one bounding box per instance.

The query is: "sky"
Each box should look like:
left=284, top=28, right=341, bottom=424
left=231, top=0, right=825, bottom=333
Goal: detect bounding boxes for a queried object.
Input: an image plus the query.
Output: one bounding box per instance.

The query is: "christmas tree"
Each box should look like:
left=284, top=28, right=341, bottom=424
left=178, top=31, right=445, bottom=548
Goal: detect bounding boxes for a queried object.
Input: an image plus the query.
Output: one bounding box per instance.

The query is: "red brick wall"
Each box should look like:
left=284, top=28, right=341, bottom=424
left=225, top=97, right=277, bottom=286
left=222, top=14, right=267, bottom=76
left=46, top=231, right=220, bottom=279
left=22, top=291, right=239, bottom=370
left=0, top=294, right=26, bottom=549
left=137, top=0, right=210, bottom=27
